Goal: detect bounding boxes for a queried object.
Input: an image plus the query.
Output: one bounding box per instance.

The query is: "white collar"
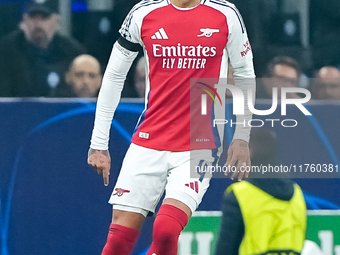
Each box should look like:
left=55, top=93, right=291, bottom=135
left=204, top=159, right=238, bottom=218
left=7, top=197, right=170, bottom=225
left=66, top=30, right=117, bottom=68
left=171, top=0, right=202, bottom=10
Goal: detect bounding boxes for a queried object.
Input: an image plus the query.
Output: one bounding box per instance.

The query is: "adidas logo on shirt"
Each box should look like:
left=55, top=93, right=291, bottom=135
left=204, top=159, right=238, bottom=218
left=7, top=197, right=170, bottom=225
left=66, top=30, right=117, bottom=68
left=151, top=28, right=168, bottom=39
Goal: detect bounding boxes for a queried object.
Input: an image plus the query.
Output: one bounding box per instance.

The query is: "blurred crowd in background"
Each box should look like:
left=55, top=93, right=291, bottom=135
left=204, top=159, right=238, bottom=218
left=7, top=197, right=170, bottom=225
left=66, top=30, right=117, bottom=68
left=0, top=0, right=339, bottom=100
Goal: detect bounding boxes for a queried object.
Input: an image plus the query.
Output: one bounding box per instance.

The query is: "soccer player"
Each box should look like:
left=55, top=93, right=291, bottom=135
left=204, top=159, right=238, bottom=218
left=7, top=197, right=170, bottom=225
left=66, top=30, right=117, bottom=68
left=87, top=0, right=255, bottom=254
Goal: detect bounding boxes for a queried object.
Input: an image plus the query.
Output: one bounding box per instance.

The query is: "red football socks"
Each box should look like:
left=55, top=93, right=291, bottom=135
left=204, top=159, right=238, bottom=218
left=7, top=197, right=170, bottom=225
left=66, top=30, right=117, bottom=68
left=147, top=204, right=189, bottom=255
left=102, top=224, right=139, bottom=255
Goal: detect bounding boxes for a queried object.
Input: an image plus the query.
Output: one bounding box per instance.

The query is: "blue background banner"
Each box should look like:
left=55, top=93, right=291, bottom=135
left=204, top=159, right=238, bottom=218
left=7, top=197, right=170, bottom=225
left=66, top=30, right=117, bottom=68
left=0, top=98, right=339, bottom=255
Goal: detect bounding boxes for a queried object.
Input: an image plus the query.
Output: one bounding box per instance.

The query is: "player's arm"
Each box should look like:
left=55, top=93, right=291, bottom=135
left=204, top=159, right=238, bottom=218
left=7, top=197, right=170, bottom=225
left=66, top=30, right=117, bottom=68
left=224, top=5, right=256, bottom=180
left=88, top=37, right=139, bottom=186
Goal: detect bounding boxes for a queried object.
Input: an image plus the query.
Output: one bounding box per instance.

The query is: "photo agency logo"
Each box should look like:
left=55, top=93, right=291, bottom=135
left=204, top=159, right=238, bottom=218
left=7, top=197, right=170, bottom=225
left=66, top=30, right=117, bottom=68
left=197, top=79, right=312, bottom=128
left=196, top=82, right=223, bottom=115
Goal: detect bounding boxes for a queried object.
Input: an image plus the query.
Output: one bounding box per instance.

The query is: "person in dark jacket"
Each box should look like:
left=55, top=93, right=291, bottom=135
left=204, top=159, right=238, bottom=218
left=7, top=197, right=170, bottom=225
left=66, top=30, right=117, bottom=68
left=215, top=128, right=306, bottom=255
left=0, top=0, right=86, bottom=97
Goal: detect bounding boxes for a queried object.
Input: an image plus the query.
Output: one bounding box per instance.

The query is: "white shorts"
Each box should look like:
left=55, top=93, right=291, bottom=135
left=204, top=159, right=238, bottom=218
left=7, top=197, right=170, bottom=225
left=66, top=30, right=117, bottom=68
left=109, top=143, right=214, bottom=216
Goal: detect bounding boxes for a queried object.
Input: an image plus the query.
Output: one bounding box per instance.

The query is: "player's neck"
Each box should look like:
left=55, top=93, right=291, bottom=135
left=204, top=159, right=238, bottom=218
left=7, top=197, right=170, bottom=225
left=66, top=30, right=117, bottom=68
left=171, top=0, right=201, bottom=8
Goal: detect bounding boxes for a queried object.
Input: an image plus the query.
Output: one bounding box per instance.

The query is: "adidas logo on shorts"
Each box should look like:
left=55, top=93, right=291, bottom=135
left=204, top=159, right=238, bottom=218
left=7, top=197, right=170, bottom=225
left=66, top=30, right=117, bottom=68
left=185, top=181, right=199, bottom=193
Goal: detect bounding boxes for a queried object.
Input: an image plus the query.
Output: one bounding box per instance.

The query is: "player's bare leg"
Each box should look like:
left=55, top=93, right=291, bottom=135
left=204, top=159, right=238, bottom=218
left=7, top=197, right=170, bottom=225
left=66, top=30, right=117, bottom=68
left=146, top=198, right=191, bottom=255
left=112, top=210, right=146, bottom=229
left=102, top=210, right=145, bottom=255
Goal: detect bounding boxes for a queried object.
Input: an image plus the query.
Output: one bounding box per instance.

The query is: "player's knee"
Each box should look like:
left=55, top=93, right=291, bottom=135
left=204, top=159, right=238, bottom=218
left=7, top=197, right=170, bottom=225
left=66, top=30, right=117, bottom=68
left=112, top=209, right=145, bottom=230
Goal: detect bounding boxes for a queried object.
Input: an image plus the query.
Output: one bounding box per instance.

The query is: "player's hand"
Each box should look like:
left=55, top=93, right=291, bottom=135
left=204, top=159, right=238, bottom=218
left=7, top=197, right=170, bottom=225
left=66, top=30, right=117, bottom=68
left=224, top=139, right=251, bottom=181
left=87, top=148, right=111, bottom=186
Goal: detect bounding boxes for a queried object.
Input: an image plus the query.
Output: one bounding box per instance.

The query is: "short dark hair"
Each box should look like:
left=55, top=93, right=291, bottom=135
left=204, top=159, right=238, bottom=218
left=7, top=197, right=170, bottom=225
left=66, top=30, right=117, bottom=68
left=265, top=56, right=302, bottom=78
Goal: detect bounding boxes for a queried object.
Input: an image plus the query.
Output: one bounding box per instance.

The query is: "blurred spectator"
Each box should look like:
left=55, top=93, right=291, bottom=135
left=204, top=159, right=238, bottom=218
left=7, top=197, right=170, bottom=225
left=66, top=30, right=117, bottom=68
left=0, top=0, right=86, bottom=97
left=215, top=128, right=306, bottom=255
left=257, top=56, right=302, bottom=99
left=134, top=56, right=146, bottom=98
left=311, top=66, right=340, bottom=100
left=65, top=54, right=102, bottom=97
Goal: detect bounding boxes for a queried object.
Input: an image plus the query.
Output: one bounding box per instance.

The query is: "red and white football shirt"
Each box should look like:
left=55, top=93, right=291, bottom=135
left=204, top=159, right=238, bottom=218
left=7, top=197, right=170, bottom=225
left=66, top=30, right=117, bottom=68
left=120, top=0, right=254, bottom=151
left=90, top=0, right=255, bottom=152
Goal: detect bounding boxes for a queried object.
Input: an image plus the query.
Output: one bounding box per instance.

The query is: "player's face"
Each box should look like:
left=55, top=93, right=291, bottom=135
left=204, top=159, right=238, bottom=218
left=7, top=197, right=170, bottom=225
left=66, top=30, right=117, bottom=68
left=22, top=13, right=59, bottom=48
left=67, top=61, right=102, bottom=97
